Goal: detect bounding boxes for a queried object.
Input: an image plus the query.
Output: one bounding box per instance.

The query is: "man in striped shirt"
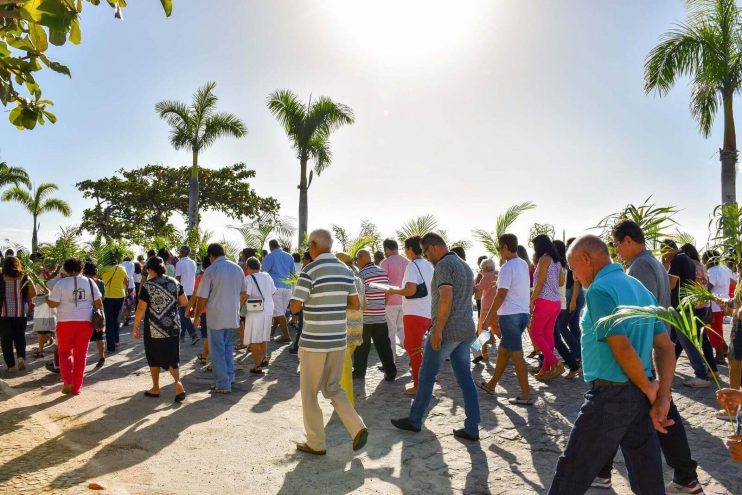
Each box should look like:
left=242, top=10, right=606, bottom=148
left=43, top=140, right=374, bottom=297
left=289, top=229, right=368, bottom=456
left=352, top=249, right=398, bottom=381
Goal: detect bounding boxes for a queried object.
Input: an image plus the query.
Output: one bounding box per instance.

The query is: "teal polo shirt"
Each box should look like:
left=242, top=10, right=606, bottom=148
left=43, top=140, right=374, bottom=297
left=580, top=263, right=665, bottom=383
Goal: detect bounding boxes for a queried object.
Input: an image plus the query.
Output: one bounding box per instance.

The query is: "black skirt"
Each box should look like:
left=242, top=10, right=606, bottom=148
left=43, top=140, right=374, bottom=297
left=143, top=332, right=179, bottom=369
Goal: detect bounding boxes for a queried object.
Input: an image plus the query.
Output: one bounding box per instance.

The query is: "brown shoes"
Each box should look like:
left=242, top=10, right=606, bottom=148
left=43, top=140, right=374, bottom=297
left=296, top=443, right=326, bottom=456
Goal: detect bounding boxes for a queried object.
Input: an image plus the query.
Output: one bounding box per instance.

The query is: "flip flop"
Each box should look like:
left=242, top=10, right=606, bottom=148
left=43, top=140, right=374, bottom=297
left=174, top=392, right=186, bottom=402
left=250, top=367, right=265, bottom=374
left=477, top=381, right=496, bottom=395
left=508, top=396, right=534, bottom=405
left=143, top=391, right=160, bottom=398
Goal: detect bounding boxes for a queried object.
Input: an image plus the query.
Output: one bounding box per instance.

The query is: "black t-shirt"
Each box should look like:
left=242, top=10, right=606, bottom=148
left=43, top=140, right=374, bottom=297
left=668, top=252, right=696, bottom=308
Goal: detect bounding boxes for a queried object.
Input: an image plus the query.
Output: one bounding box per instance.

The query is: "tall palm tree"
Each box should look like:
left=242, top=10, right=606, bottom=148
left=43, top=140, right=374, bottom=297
left=0, top=161, right=31, bottom=189
left=2, top=182, right=71, bottom=252
left=155, top=81, right=247, bottom=231
left=267, top=90, right=355, bottom=246
left=644, top=0, right=742, bottom=204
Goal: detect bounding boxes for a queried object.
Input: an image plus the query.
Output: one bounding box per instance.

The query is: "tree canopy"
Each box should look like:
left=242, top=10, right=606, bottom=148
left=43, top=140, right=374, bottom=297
left=76, top=163, right=279, bottom=244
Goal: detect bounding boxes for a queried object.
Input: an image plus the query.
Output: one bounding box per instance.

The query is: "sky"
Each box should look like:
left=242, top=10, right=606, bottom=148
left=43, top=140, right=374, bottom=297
left=0, top=0, right=735, bottom=257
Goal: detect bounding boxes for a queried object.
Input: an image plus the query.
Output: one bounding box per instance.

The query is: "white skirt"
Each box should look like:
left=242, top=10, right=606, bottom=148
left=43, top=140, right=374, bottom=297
left=243, top=312, right=272, bottom=344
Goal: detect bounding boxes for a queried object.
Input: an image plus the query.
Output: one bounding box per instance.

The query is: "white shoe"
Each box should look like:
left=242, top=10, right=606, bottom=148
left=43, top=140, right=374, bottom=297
left=682, top=377, right=712, bottom=388
left=591, top=477, right=611, bottom=489
left=665, top=480, right=705, bottom=494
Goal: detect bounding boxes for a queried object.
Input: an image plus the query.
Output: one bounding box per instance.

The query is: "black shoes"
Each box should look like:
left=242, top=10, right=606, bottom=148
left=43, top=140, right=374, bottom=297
left=453, top=428, right=479, bottom=441
left=391, top=417, right=421, bottom=432
left=353, top=428, right=369, bottom=451
left=96, top=358, right=105, bottom=368
left=384, top=372, right=397, bottom=382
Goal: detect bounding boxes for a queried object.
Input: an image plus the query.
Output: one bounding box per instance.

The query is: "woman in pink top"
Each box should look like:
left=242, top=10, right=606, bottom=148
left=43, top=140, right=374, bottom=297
left=474, top=259, right=498, bottom=361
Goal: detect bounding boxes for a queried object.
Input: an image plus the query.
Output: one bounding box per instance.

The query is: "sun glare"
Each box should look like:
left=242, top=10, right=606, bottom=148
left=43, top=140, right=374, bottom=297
left=324, top=0, right=490, bottom=62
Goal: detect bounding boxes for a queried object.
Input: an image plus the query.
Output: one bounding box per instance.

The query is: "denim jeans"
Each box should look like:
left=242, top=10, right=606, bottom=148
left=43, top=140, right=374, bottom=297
left=103, top=297, right=124, bottom=352
left=408, top=334, right=480, bottom=436
left=554, top=310, right=580, bottom=371
left=565, top=287, right=584, bottom=359
left=179, top=306, right=197, bottom=339
left=290, top=310, right=304, bottom=353
left=671, top=325, right=710, bottom=380
left=208, top=328, right=235, bottom=390
left=548, top=384, right=663, bottom=495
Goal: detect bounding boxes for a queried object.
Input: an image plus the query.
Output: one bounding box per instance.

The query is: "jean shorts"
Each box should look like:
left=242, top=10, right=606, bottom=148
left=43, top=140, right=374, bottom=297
left=499, top=313, right=530, bottom=351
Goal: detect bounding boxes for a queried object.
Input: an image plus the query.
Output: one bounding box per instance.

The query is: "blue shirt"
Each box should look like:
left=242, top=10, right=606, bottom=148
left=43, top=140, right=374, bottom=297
left=261, top=248, right=295, bottom=289
left=580, top=263, right=665, bottom=383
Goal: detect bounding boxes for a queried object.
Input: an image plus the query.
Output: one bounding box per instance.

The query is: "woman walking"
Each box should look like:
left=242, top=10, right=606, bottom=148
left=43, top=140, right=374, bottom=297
left=84, top=262, right=106, bottom=368
left=529, top=234, right=564, bottom=381
left=552, top=240, right=580, bottom=379
left=0, top=256, right=36, bottom=372
left=472, top=258, right=498, bottom=363
left=132, top=256, right=187, bottom=402
left=243, top=257, right=276, bottom=374
left=47, top=258, right=103, bottom=395
left=100, top=256, right=129, bottom=353
left=187, top=255, right=211, bottom=365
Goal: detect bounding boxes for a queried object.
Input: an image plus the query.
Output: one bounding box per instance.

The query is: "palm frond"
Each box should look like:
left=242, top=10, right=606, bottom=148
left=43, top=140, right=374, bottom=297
left=0, top=162, right=31, bottom=188
left=192, top=81, right=219, bottom=126
left=332, top=225, right=350, bottom=251
left=596, top=197, right=678, bottom=250
left=395, top=215, right=440, bottom=243
left=680, top=280, right=719, bottom=307
left=472, top=229, right=499, bottom=257
left=495, top=201, right=536, bottom=239
left=673, top=229, right=697, bottom=246
left=707, top=201, right=742, bottom=266
left=1, top=185, right=33, bottom=209
left=308, top=136, right=332, bottom=175
left=201, top=111, right=248, bottom=149
left=266, top=89, right=305, bottom=138
left=348, top=235, right=378, bottom=259
left=219, top=237, right=241, bottom=262
left=40, top=198, right=71, bottom=217
left=529, top=223, right=556, bottom=245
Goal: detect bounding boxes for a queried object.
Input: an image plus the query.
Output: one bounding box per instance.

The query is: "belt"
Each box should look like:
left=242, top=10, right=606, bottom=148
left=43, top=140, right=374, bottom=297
left=590, top=379, right=630, bottom=388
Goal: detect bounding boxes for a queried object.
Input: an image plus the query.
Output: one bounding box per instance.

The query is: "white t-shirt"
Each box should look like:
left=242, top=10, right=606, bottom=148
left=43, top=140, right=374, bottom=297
left=401, top=259, right=434, bottom=318
left=496, top=257, right=530, bottom=316
left=48, top=275, right=102, bottom=322
left=709, top=264, right=734, bottom=312
left=245, top=272, right=277, bottom=315
left=121, top=260, right=135, bottom=289
left=175, top=257, right=197, bottom=296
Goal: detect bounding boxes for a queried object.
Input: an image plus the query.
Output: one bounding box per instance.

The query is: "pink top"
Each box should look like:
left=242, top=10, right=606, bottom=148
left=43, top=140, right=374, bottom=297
left=475, top=270, right=498, bottom=331
left=381, top=254, right=410, bottom=306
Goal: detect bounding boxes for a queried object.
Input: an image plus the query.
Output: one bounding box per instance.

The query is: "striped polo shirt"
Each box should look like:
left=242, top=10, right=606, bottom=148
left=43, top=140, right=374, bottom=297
left=292, top=253, right=358, bottom=352
left=358, top=262, right=388, bottom=324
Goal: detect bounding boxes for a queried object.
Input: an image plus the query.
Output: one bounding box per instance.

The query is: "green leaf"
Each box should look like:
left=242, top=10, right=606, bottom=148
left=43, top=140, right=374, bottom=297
left=20, top=0, right=76, bottom=32
left=69, top=18, right=81, bottom=45
left=0, top=41, right=9, bottom=58
left=48, top=29, right=67, bottom=47
left=42, top=109, right=56, bottom=124
left=48, top=61, right=71, bottom=77
left=25, top=81, right=41, bottom=99
left=160, top=0, right=173, bottom=17
left=28, top=22, right=48, bottom=52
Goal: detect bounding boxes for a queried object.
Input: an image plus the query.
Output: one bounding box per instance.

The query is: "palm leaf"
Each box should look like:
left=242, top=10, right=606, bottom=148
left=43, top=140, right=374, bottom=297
left=529, top=223, right=556, bottom=245
left=395, top=215, right=440, bottom=243
left=495, top=201, right=536, bottom=239
left=673, top=230, right=697, bottom=246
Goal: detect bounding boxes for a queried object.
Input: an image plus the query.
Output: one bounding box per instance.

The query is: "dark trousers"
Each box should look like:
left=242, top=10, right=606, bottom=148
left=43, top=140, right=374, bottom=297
left=179, top=306, right=196, bottom=339
left=103, top=297, right=124, bottom=352
left=353, top=322, right=397, bottom=377
left=598, top=399, right=698, bottom=484
left=289, top=311, right=304, bottom=353
left=0, top=317, right=27, bottom=368
left=673, top=307, right=717, bottom=374
left=548, top=384, right=663, bottom=495
left=554, top=310, right=580, bottom=371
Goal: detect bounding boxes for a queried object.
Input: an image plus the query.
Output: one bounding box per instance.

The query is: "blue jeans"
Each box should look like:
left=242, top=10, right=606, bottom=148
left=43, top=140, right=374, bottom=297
left=179, top=306, right=196, bottom=339
left=409, top=335, right=480, bottom=436
left=555, top=310, right=580, bottom=371
left=499, top=313, right=529, bottom=351
left=671, top=325, right=710, bottom=380
left=565, top=287, right=584, bottom=359
left=208, top=328, right=235, bottom=390
left=103, top=297, right=124, bottom=352
left=548, top=384, right=663, bottom=495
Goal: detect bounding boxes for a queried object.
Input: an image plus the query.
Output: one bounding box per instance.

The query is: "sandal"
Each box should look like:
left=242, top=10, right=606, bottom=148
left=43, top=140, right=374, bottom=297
left=198, top=353, right=208, bottom=365
left=174, top=392, right=186, bottom=402
left=250, top=367, right=265, bottom=374
left=477, top=381, right=496, bottom=395
left=508, top=396, right=534, bottom=405
left=261, top=359, right=269, bottom=367
left=34, top=351, right=44, bottom=358
left=143, top=390, right=160, bottom=398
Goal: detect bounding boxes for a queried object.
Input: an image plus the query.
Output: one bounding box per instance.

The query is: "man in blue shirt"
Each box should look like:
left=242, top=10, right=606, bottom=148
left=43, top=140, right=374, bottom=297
left=548, top=235, right=676, bottom=495
left=262, top=239, right=295, bottom=343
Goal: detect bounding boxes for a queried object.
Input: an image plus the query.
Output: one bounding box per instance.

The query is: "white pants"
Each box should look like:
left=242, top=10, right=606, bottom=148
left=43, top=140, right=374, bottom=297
left=272, top=288, right=292, bottom=317
left=385, top=305, right=404, bottom=356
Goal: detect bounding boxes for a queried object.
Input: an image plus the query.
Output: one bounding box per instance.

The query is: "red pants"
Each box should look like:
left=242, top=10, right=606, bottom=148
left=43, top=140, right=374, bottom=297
left=57, top=321, right=94, bottom=394
left=530, top=299, right=561, bottom=370
left=403, top=315, right=431, bottom=388
left=709, top=311, right=726, bottom=348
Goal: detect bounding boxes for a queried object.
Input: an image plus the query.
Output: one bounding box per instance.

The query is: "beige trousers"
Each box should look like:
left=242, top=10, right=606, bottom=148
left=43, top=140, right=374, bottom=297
left=299, top=348, right=366, bottom=450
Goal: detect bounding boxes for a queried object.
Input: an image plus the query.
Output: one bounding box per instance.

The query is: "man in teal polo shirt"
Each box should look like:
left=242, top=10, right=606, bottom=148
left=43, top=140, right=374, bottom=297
left=548, top=235, right=676, bottom=495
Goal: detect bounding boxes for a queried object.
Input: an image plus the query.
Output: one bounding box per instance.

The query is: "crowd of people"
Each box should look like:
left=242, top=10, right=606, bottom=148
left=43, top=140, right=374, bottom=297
left=0, top=221, right=741, bottom=494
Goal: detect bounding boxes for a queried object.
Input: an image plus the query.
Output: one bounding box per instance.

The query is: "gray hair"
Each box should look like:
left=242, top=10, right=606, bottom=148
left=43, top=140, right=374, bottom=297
left=567, top=234, right=609, bottom=258
left=479, top=258, right=496, bottom=271
left=309, top=229, right=333, bottom=252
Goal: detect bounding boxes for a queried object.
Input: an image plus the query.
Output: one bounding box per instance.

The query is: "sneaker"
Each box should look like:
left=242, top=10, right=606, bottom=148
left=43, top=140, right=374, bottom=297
left=591, top=477, right=611, bottom=489
left=191, top=336, right=201, bottom=346
left=682, top=377, right=712, bottom=388
left=665, top=480, right=705, bottom=494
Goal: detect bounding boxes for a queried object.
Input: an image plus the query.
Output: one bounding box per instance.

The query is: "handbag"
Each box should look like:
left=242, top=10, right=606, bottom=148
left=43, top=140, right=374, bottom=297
left=32, top=295, right=56, bottom=333
left=244, top=274, right=265, bottom=313
left=405, top=260, right=428, bottom=300
left=87, top=278, right=106, bottom=331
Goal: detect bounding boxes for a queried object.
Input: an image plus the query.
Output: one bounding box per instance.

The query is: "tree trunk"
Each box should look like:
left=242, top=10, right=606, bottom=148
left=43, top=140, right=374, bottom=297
left=31, top=215, right=38, bottom=253
left=298, top=157, right=308, bottom=249
left=188, top=149, right=200, bottom=230
left=721, top=92, right=737, bottom=204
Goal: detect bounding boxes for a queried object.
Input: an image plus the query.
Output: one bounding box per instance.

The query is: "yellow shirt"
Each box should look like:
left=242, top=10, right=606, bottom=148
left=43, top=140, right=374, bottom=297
left=101, top=265, right=128, bottom=299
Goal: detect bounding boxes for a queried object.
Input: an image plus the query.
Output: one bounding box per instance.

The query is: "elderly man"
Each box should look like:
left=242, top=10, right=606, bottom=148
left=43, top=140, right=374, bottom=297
left=194, top=243, right=247, bottom=394
left=548, top=235, right=676, bottom=495
left=352, top=249, right=397, bottom=381
left=290, top=229, right=368, bottom=455
left=391, top=233, right=480, bottom=441
left=602, top=220, right=705, bottom=494
left=175, top=245, right=199, bottom=345
left=262, top=239, right=295, bottom=344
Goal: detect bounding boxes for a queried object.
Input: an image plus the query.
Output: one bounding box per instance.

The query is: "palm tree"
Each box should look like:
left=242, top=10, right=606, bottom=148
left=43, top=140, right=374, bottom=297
left=1, top=182, right=71, bottom=252
left=155, top=82, right=247, bottom=231
left=644, top=0, right=742, bottom=204
left=472, top=201, right=536, bottom=257
left=267, top=90, right=355, bottom=247
left=0, top=162, right=31, bottom=190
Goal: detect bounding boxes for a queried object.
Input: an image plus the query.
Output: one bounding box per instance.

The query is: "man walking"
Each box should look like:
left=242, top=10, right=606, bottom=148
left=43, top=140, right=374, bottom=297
left=289, top=229, right=368, bottom=455
left=381, top=239, right=409, bottom=356
left=262, top=239, right=294, bottom=344
left=548, top=235, right=676, bottom=494
left=353, top=249, right=397, bottom=381
left=175, top=246, right=199, bottom=345
left=605, top=220, right=706, bottom=494
left=391, top=233, right=480, bottom=441
left=194, top=243, right=247, bottom=394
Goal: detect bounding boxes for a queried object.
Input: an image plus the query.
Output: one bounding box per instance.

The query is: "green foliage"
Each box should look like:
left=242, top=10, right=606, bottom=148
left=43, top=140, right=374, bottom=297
left=472, top=201, right=536, bottom=257
left=528, top=223, right=556, bottom=246
left=37, top=225, right=81, bottom=267
left=231, top=214, right=296, bottom=253
left=1, top=181, right=71, bottom=250
left=76, top=163, right=278, bottom=244
left=708, top=201, right=742, bottom=266
left=596, top=197, right=679, bottom=251
left=395, top=214, right=440, bottom=243
left=1, top=0, right=171, bottom=130
left=82, top=237, right=133, bottom=269
left=219, top=237, right=240, bottom=262
left=333, top=220, right=382, bottom=256
left=673, top=230, right=697, bottom=247
left=0, top=162, right=31, bottom=189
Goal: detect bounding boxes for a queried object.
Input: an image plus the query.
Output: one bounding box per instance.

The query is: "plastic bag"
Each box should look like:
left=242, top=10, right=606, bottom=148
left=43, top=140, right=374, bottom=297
left=33, top=296, right=57, bottom=333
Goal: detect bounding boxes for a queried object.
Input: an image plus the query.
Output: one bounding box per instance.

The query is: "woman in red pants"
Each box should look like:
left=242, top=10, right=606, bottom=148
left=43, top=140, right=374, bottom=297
left=47, top=258, right=103, bottom=395
left=386, top=236, right=434, bottom=396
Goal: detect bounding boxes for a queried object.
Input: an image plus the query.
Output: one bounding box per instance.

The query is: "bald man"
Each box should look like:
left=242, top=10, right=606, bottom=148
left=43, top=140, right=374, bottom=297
left=548, top=235, right=676, bottom=495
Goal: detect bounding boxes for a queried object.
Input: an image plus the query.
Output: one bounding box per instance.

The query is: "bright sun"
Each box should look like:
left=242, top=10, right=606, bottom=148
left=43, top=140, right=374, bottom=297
left=324, top=0, right=490, bottom=62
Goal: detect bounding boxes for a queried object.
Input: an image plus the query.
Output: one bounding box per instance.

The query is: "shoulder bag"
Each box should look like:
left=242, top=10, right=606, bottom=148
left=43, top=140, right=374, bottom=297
left=245, top=274, right=265, bottom=312
left=405, top=260, right=428, bottom=300
left=87, top=278, right=106, bottom=331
